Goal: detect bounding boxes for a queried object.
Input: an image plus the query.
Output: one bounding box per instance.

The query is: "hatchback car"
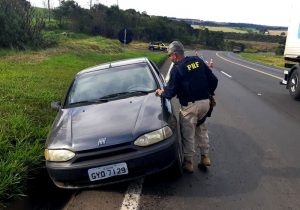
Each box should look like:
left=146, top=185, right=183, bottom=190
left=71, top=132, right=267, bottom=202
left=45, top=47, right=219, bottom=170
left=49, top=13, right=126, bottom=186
left=45, top=57, right=183, bottom=189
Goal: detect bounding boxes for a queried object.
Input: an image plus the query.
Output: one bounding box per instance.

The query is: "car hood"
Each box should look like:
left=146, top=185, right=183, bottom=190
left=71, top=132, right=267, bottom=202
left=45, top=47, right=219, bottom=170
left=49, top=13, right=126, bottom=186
left=46, top=93, right=164, bottom=151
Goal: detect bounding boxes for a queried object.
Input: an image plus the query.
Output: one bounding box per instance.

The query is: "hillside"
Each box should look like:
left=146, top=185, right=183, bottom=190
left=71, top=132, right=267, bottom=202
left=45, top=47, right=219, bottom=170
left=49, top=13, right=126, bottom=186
left=169, top=17, right=288, bottom=31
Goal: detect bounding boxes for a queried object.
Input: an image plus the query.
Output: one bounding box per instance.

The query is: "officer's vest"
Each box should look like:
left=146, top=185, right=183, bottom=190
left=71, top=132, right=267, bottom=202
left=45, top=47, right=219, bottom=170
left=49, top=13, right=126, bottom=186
left=176, top=56, right=210, bottom=105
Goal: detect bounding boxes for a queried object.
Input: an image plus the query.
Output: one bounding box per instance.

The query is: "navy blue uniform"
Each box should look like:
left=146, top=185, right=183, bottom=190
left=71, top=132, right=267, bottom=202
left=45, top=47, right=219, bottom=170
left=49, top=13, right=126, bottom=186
left=162, top=56, right=218, bottom=106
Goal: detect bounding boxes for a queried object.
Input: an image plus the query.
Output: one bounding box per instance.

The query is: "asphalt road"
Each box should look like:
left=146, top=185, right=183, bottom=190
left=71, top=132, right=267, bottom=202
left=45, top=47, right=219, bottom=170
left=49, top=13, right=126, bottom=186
left=138, top=51, right=300, bottom=210
left=7, top=50, right=300, bottom=210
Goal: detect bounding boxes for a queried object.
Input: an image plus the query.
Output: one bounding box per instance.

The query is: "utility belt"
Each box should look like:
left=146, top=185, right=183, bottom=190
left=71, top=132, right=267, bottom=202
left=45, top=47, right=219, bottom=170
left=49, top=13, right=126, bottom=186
left=184, top=101, right=197, bottom=106
left=181, top=99, right=205, bottom=107
left=196, top=96, right=216, bottom=126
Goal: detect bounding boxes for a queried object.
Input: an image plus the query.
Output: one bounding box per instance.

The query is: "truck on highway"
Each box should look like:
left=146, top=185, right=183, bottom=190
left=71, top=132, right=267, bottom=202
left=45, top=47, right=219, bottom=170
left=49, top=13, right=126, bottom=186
left=281, top=2, right=300, bottom=100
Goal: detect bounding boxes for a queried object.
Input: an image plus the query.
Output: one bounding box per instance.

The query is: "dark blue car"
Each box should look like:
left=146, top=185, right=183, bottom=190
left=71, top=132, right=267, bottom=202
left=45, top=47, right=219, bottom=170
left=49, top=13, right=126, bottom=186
left=45, top=57, right=182, bottom=189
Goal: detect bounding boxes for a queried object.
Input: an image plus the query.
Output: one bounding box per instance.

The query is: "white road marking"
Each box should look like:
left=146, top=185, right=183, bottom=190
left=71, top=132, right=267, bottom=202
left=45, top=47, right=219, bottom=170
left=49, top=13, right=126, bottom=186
left=120, top=178, right=144, bottom=210
left=221, top=71, right=232, bottom=78
left=216, top=52, right=282, bottom=80
left=63, top=191, right=77, bottom=210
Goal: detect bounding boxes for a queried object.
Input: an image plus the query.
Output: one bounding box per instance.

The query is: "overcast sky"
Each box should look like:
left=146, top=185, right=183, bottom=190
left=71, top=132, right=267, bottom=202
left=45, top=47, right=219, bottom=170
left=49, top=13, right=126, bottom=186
left=30, top=0, right=296, bottom=27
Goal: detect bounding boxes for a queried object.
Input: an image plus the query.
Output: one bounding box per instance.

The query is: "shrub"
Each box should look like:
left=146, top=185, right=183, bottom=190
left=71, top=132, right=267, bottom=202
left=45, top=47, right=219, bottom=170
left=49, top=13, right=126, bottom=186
left=0, top=0, right=45, bottom=49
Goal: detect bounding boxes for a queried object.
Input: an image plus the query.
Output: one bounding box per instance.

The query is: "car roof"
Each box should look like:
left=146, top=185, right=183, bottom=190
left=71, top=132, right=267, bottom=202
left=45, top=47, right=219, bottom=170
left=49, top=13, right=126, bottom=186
left=76, top=57, right=150, bottom=76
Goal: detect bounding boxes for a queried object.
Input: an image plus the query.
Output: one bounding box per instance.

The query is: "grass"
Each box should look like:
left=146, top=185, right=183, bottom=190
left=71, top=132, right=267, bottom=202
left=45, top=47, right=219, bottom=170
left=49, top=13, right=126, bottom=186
left=226, top=39, right=280, bottom=53
left=205, top=26, right=248, bottom=33
left=0, top=33, right=167, bottom=207
left=192, top=25, right=257, bottom=33
left=267, top=30, right=287, bottom=36
left=238, top=52, right=285, bottom=69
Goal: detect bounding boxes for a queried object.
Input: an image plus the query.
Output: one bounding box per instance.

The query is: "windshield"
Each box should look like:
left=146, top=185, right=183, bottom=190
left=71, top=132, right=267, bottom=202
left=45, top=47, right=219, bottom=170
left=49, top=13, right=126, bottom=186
left=67, top=63, right=157, bottom=104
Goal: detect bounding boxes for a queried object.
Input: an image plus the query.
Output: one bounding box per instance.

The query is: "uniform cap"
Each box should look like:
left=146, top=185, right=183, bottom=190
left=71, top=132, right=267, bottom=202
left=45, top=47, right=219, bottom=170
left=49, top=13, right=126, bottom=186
left=167, top=41, right=184, bottom=56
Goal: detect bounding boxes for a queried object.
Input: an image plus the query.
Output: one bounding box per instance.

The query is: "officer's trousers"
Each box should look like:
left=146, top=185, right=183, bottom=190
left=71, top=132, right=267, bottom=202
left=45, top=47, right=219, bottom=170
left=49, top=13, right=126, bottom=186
left=179, top=99, right=210, bottom=160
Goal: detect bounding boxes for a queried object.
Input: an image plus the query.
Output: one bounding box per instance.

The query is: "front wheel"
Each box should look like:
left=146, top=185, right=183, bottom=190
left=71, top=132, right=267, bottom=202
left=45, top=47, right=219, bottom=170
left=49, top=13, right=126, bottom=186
left=168, top=145, right=183, bottom=179
left=288, top=68, right=300, bottom=100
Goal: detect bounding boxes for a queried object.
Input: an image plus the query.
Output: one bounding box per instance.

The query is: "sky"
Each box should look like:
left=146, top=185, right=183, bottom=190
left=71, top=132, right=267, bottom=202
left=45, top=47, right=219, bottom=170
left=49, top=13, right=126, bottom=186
left=29, top=0, right=297, bottom=27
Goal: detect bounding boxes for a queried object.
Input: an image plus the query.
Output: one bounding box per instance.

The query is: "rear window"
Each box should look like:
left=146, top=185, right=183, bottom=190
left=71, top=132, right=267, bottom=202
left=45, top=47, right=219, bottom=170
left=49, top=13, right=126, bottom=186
left=67, top=63, right=157, bottom=104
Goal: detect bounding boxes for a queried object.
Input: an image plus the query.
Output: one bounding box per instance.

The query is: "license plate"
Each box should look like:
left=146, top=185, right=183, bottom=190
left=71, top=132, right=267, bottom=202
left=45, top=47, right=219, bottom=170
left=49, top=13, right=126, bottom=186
left=88, top=162, right=128, bottom=181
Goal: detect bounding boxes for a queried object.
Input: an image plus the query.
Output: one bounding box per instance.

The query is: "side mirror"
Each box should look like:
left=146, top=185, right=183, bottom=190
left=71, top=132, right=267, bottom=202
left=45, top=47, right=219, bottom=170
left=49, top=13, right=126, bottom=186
left=51, top=101, right=61, bottom=111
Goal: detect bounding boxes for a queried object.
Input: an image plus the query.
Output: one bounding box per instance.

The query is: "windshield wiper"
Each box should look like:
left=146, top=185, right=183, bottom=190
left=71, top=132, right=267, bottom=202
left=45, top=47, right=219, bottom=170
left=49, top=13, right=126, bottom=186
left=99, top=92, right=130, bottom=99
left=69, top=98, right=109, bottom=106
left=100, top=90, right=153, bottom=99
left=130, top=90, right=154, bottom=94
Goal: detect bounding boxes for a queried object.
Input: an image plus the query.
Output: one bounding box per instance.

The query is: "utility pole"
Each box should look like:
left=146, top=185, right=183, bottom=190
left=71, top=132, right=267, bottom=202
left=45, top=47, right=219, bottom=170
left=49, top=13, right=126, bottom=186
left=48, top=0, right=50, bottom=22
left=123, top=28, right=127, bottom=48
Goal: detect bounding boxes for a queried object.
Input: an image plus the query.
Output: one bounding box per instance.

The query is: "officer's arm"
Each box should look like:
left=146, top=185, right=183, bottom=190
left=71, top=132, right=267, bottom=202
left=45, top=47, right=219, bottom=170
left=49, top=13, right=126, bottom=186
left=204, top=65, right=218, bottom=95
left=161, top=67, right=179, bottom=99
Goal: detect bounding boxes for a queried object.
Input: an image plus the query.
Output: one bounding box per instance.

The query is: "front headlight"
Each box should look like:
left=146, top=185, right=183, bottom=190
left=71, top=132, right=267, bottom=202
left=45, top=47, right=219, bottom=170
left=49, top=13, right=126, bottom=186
left=44, top=149, right=75, bottom=162
left=134, top=126, right=173, bottom=147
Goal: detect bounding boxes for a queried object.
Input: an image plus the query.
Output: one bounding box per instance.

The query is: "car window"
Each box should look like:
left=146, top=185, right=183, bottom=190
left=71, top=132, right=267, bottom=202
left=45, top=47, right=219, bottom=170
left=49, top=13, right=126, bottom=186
left=67, top=63, right=157, bottom=104
left=149, top=60, right=165, bottom=84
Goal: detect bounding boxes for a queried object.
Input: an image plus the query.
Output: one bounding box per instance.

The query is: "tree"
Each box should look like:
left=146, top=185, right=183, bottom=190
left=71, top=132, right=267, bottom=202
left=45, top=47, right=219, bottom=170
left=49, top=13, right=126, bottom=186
left=52, top=2, right=217, bottom=48
left=0, top=0, right=45, bottom=49
left=53, top=0, right=92, bottom=33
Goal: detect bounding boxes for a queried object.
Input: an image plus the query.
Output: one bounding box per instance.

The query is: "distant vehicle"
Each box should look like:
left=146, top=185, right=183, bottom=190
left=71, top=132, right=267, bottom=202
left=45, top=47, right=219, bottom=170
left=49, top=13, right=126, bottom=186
left=281, top=2, right=300, bottom=100
left=232, top=46, right=242, bottom=53
left=148, top=42, right=168, bottom=51
left=44, top=57, right=182, bottom=189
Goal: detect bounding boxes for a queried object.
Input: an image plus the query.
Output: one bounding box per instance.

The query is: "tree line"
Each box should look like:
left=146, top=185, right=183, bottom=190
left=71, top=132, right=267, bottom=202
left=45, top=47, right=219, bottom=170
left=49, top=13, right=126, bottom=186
left=0, top=0, right=286, bottom=52
left=51, top=1, right=195, bottom=44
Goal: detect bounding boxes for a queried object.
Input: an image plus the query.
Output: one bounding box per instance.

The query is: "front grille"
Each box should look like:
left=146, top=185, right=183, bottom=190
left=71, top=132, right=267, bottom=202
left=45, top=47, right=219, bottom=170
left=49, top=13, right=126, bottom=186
left=73, top=142, right=137, bottom=164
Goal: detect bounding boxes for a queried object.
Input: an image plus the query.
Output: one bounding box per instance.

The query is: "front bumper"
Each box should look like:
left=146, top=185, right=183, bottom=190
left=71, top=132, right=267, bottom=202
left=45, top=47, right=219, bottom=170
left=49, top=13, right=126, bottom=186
left=46, top=134, right=179, bottom=189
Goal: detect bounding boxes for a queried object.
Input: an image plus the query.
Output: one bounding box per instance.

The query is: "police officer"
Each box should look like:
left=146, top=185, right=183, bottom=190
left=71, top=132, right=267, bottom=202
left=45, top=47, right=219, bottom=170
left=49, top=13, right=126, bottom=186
left=156, top=41, right=218, bottom=173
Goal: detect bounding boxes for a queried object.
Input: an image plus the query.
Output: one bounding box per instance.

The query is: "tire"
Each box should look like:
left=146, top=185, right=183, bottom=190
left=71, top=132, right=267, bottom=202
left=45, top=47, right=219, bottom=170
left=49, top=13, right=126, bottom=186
left=168, top=145, right=183, bottom=179
left=288, top=68, right=300, bottom=100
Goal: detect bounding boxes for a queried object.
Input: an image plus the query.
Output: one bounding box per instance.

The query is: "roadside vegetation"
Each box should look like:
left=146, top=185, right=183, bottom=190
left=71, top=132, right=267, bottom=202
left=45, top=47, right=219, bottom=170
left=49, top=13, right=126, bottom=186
left=193, top=25, right=286, bottom=36
left=227, top=40, right=280, bottom=53
left=238, top=52, right=285, bottom=69
left=0, top=0, right=286, bottom=54
left=192, top=25, right=252, bottom=34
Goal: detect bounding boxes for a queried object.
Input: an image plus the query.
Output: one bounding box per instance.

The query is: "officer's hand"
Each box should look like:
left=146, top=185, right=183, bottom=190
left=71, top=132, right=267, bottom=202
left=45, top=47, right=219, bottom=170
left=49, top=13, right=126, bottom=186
left=209, top=96, right=216, bottom=107
left=155, top=89, right=164, bottom=96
